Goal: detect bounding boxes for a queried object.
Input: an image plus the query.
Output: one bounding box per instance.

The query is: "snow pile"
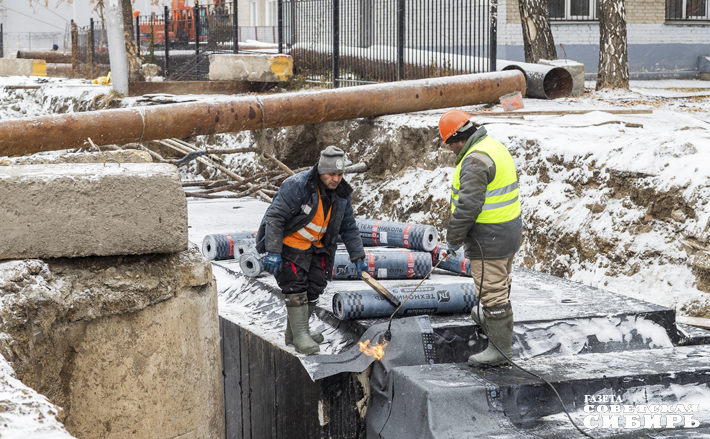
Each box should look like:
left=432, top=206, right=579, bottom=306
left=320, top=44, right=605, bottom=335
left=0, top=355, right=74, bottom=439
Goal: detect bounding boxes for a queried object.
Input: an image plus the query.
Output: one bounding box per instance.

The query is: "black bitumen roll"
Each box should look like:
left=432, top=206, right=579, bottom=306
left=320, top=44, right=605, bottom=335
left=332, top=248, right=432, bottom=280
left=234, top=238, right=257, bottom=257
left=431, top=244, right=471, bottom=276
left=239, top=251, right=266, bottom=277
left=356, top=219, right=438, bottom=252
left=201, top=231, right=257, bottom=260
left=332, top=283, right=478, bottom=319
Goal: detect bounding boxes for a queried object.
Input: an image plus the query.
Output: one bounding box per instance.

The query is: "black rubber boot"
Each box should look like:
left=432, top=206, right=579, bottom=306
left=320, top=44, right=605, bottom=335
left=468, top=303, right=513, bottom=368
left=284, top=292, right=319, bottom=355
left=285, top=302, right=324, bottom=345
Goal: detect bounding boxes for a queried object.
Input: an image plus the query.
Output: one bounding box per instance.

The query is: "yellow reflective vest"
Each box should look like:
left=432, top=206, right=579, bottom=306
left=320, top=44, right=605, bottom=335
left=450, top=136, right=521, bottom=224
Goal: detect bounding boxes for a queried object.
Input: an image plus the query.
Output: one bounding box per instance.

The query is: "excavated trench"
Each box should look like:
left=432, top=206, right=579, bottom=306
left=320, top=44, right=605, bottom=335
left=193, top=116, right=710, bottom=317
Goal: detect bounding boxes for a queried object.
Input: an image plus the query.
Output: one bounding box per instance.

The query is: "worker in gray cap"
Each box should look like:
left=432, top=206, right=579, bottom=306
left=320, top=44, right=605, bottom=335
left=255, top=146, right=367, bottom=355
left=439, top=109, right=523, bottom=368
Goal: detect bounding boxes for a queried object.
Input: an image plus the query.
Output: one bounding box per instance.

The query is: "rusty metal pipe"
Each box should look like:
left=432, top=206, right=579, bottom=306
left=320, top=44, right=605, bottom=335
left=0, top=71, right=525, bottom=156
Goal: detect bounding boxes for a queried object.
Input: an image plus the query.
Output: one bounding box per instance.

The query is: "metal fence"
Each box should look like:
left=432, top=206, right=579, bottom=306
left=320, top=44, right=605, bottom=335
left=134, top=3, right=279, bottom=80
left=282, top=0, right=497, bottom=87
left=3, top=30, right=68, bottom=53
left=75, top=19, right=109, bottom=73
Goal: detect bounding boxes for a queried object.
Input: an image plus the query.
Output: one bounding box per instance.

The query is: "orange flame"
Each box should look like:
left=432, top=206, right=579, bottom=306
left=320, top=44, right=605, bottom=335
left=358, top=339, right=388, bottom=361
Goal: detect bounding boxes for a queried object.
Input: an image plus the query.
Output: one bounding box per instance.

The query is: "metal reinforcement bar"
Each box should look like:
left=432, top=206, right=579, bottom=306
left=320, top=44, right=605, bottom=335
left=0, top=71, right=525, bottom=156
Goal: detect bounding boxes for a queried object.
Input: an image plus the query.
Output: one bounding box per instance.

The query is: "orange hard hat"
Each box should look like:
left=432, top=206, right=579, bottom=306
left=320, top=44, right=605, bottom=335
left=439, top=109, right=472, bottom=145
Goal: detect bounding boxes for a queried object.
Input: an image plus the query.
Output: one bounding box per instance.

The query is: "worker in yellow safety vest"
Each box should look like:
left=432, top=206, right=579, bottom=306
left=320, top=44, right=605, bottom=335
left=439, top=109, right=523, bottom=368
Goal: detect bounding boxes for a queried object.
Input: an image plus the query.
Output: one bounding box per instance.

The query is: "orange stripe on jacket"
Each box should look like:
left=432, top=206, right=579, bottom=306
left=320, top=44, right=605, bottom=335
left=283, top=191, right=332, bottom=250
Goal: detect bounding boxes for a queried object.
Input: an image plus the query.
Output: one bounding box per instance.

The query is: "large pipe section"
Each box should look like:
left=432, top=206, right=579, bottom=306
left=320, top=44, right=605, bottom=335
left=0, top=71, right=525, bottom=156
left=498, top=60, right=573, bottom=99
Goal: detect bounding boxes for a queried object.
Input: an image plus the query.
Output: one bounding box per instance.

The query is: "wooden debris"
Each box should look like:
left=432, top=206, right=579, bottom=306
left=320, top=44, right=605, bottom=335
left=470, top=108, right=653, bottom=117
left=262, top=152, right=295, bottom=176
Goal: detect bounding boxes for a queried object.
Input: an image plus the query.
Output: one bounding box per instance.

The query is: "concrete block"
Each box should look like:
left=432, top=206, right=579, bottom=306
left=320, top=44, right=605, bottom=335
left=208, top=53, right=293, bottom=82
left=0, top=58, right=47, bottom=77
left=0, top=247, right=224, bottom=439
left=0, top=150, right=152, bottom=166
left=699, top=56, right=710, bottom=73
left=0, top=163, right=187, bottom=259
left=540, top=59, right=585, bottom=97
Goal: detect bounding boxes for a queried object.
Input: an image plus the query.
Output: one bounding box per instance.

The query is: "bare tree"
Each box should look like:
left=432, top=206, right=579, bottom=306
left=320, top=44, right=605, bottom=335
left=517, top=0, right=557, bottom=63
left=596, top=0, right=629, bottom=89
left=120, top=0, right=145, bottom=82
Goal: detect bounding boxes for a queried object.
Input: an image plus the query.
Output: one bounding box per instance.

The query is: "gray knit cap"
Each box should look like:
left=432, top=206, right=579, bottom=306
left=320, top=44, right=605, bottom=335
left=318, top=146, right=346, bottom=174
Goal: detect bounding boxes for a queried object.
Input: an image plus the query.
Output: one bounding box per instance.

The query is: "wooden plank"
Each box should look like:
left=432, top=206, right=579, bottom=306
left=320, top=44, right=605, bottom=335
left=127, top=80, right=277, bottom=96
left=360, top=272, right=401, bottom=307
left=677, top=315, right=710, bottom=330
left=240, top=329, right=252, bottom=439
left=221, top=318, right=244, bottom=439
left=248, top=335, right=277, bottom=439
left=469, top=108, right=654, bottom=116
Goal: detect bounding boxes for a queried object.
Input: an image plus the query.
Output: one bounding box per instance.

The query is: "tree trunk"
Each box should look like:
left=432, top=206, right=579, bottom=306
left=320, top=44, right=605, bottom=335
left=517, top=0, right=557, bottom=63
left=121, top=0, right=145, bottom=82
left=596, top=0, right=629, bottom=89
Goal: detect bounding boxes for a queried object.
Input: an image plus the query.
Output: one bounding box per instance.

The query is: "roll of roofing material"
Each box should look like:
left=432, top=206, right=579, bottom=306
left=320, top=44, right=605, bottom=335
left=201, top=231, right=257, bottom=260
left=431, top=244, right=471, bottom=276
left=332, top=283, right=478, bottom=320
left=332, top=249, right=432, bottom=280
left=239, top=251, right=265, bottom=277
left=356, top=219, right=438, bottom=252
left=235, top=238, right=257, bottom=257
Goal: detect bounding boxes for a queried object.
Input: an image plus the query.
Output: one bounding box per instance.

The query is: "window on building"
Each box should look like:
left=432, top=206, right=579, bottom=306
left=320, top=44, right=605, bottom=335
left=250, top=1, right=258, bottom=26
left=549, top=0, right=598, bottom=20
left=667, top=0, right=709, bottom=20
left=266, top=1, right=278, bottom=26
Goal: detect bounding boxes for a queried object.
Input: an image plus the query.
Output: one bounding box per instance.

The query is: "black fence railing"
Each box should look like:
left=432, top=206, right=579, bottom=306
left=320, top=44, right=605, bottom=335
left=282, top=0, right=497, bottom=88
left=135, top=2, right=270, bottom=80
left=73, top=19, right=109, bottom=77
left=666, top=0, right=709, bottom=20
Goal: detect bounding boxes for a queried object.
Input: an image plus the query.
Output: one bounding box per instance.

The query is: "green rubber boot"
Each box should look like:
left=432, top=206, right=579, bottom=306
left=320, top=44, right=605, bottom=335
left=471, top=305, right=487, bottom=328
left=285, top=302, right=324, bottom=346
left=468, top=304, right=513, bottom=368
left=284, top=293, right=319, bottom=355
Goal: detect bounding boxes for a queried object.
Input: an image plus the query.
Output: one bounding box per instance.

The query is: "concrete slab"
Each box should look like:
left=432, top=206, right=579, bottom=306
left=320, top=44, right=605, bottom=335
left=208, top=53, right=293, bottom=82
left=390, top=346, right=710, bottom=438
left=0, top=59, right=47, bottom=77
left=0, top=163, right=187, bottom=259
left=0, top=149, right=152, bottom=166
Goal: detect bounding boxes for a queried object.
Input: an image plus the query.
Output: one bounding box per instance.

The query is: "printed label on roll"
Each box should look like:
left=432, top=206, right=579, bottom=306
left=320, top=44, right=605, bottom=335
left=380, top=231, right=388, bottom=244
left=378, top=268, right=388, bottom=278
left=372, top=220, right=381, bottom=245
left=225, top=234, right=234, bottom=256
left=403, top=223, right=412, bottom=248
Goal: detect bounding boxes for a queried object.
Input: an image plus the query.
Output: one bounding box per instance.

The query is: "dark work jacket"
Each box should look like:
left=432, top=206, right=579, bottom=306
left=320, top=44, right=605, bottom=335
left=255, top=165, right=365, bottom=280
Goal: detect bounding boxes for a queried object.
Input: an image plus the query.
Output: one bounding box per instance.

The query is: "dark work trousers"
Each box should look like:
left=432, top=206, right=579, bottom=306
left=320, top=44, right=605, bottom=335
left=274, top=252, right=329, bottom=303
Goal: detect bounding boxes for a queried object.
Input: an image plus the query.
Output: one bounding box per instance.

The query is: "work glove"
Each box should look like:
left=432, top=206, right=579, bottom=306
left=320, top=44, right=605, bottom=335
left=263, top=253, right=283, bottom=276
left=355, top=259, right=368, bottom=278
left=444, top=243, right=463, bottom=259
